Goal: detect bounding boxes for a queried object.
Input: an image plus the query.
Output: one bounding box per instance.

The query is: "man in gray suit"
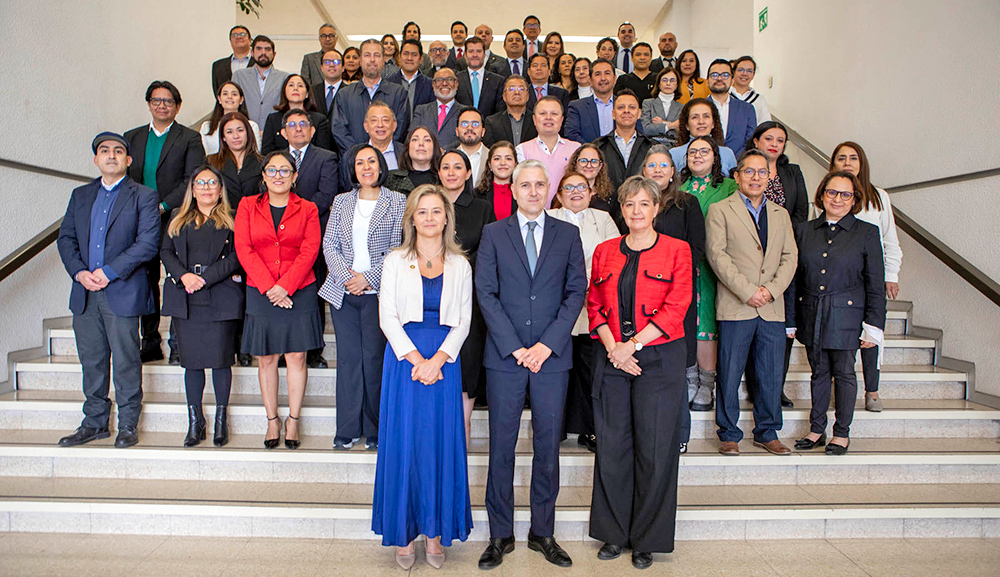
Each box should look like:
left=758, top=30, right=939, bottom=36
left=232, top=35, right=290, bottom=128
left=413, top=68, right=466, bottom=149
left=301, top=24, right=339, bottom=87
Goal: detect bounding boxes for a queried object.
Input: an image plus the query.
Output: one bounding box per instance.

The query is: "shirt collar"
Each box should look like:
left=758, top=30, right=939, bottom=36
left=149, top=122, right=174, bottom=137
left=731, top=87, right=753, bottom=99
left=614, top=130, right=637, bottom=146
left=437, top=98, right=454, bottom=109
left=370, top=139, right=394, bottom=155
left=400, top=69, right=420, bottom=82
left=593, top=93, right=613, bottom=106
left=325, top=79, right=342, bottom=91
left=232, top=53, right=250, bottom=64
left=739, top=191, right=766, bottom=213
left=101, top=175, right=126, bottom=191
left=289, top=143, right=310, bottom=156
left=256, top=65, right=271, bottom=79
left=517, top=209, right=546, bottom=229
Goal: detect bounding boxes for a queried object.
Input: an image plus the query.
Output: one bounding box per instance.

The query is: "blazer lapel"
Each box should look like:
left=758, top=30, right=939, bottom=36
left=367, top=189, right=391, bottom=252
left=533, top=215, right=558, bottom=272
left=130, top=131, right=148, bottom=177
left=107, top=179, right=135, bottom=229
left=157, top=126, right=181, bottom=170
left=504, top=216, right=531, bottom=276
left=78, top=182, right=99, bottom=261
left=728, top=194, right=760, bottom=246
left=586, top=98, right=600, bottom=137
left=764, top=202, right=781, bottom=257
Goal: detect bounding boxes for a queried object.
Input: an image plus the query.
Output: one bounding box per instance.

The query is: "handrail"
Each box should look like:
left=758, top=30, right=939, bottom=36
left=775, top=115, right=1000, bottom=308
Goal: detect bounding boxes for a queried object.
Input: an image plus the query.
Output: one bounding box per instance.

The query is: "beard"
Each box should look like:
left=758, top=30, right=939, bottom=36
left=255, top=54, right=273, bottom=68
left=459, top=132, right=481, bottom=146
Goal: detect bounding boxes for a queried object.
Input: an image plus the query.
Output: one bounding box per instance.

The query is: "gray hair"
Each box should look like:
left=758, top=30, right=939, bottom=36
left=617, top=175, right=662, bottom=206
left=319, top=23, right=336, bottom=32
left=512, top=159, right=549, bottom=186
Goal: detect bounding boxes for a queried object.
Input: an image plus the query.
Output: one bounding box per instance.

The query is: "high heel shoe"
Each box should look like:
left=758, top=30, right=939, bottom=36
left=284, top=415, right=300, bottom=449
left=183, top=405, right=206, bottom=447
left=826, top=439, right=850, bottom=455
left=795, top=433, right=827, bottom=451
left=213, top=405, right=229, bottom=447
left=264, top=415, right=281, bottom=449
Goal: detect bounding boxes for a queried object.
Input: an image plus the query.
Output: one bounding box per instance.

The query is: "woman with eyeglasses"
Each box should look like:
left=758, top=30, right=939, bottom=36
left=342, top=47, right=362, bottom=83
left=474, top=141, right=518, bottom=220
left=829, top=141, right=902, bottom=412
left=567, top=144, right=616, bottom=214
left=161, top=166, right=244, bottom=447
left=792, top=171, right=885, bottom=455
left=678, top=136, right=736, bottom=412
left=385, top=127, right=443, bottom=195
left=641, top=68, right=684, bottom=147
left=261, top=74, right=333, bottom=154
left=547, top=172, right=620, bottom=452
left=381, top=34, right=400, bottom=78
left=643, top=145, right=705, bottom=452
left=676, top=50, right=709, bottom=103
left=235, top=151, right=324, bottom=449
left=568, top=57, right=594, bottom=100
left=200, top=82, right=262, bottom=155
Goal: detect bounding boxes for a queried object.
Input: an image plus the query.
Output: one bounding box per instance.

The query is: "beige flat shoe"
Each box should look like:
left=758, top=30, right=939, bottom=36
left=865, top=394, right=884, bottom=412
left=396, top=552, right=416, bottom=570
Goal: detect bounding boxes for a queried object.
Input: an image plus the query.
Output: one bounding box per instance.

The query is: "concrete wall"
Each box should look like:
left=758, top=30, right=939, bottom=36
left=655, top=0, right=754, bottom=65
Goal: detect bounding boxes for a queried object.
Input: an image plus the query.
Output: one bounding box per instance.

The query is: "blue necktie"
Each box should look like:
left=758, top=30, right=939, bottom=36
left=471, top=71, right=480, bottom=108
left=525, top=221, right=538, bottom=276
left=512, top=59, right=520, bottom=75
left=326, top=85, right=334, bottom=112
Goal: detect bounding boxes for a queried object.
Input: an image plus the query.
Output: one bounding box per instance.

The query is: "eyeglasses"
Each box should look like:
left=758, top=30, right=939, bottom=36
left=322, top=59, right=342, bottom=66
left=432, top=78, right=457, bottom=85
left=459, top=120, right=481, bottom=128
left=687, top=147, right=712, bottom=158
left=708, top=72, right=732, bottom=80
left=561, top=184, right=589, bottom=193
left=735, top=67, right=755, bottom=75
left=576, top=158, right=602, bottom=167
left=824, top=189, right=855, bottom=200
left=285, top=120, right=312, bottom=129
left=524, top=23, right=540, bottom=29
left=661, top=77, right=678, bottom=84
left=319, top=33, right=337, bottom=40
left=230, top=32, right=248, bottom=39
left=741, top=168, right=770, bottom=179
left=646, top=162, right=672, bottom=169
left=149, top=97, right=175, bottom=107
left=506, top=86, right=527, bottom=93
left=429, top=47, right=447, bottom=54
left=194, top=178, right=219, bottom=188
left=264, top=167, right=293, bottom=177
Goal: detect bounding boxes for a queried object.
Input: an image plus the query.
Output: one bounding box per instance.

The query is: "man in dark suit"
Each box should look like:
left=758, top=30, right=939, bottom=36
left=300, top=24, right=339, bottom=87
left=211, top=25, right=254, bottom=96
left=385, top=39, right=434, bottom=115
left=331, top=39, right=410, bottom=153
left=420, top=41, right=450, bottom=77
left=484, top=76, right=537, bottom=147
left=615, top=22, right=637, bottom=74
left=525, top=54, right=569, bottom=112
left=472, top=24, right=510, bottom=76
left=56, top=132, right=160, bottom=449
left=706, top=59, right=757, bottom=156
left=311, top=49, right=344, bottom=127
left=501, top=29, right=527, bottom=78
left=476, top=159, right=587, bottom=570
left=522, top=15, right=543, bottom=59
left=412, top=68, right=465, bottom=149
left=455, top=37, right=505, bottom=117
left=124, top=80, right=206, bottom=363
left=649, top=31, right=679, bottom=73
left=594, top=90, right=655, bottom=229
left=565, top=59, right=616, bottom=143
left=446, top=21, right=469, bottom=71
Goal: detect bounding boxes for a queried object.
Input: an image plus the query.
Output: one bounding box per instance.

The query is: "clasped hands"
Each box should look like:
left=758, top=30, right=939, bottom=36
left=76, top=269, right=110, bottom=292
left=266, top=284, right=293, bottom=309
left=407, top=352, right=445, bottom=385
left=180, top=272, right=206, bottom=294
left=746, top=286, right=773, bottom=308
left=513, top=342, right=552, bottom=374
left=607, top=341, right=642, bottom=376
left=344, top=270, right=371, bottom=296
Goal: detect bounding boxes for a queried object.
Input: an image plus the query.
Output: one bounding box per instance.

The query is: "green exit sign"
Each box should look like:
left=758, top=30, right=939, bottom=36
left=759, top=7, right=768, bottom=32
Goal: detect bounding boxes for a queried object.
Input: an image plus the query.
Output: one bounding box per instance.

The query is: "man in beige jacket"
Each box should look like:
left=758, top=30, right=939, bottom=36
left=705, top=150, right=797, bottom=456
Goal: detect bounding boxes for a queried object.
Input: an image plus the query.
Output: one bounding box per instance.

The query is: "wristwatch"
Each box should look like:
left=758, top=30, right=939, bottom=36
left=629, top=337, right=643, bottom=351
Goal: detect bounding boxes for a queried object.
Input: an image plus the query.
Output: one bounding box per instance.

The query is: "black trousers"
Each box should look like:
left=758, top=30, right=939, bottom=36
left=564, top=335, right=596, bottom=437
left=485, top=368, right=568, bottom=539
left=310, top=255, right=328, bottom=359
left=805, top=347, right=857, bottom=438
left=73, top=291, right=143, bottom=429
left=330, top=294, right=385, bottom=442
left=861, top=344, right=880, bottom=393
left=589, top=339, right=685, bottom=553
left=140, top=256, right=162, bottom=350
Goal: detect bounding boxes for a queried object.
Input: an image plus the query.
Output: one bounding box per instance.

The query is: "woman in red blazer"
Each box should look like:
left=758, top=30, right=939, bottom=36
left=235, top=150, right=323, bottom=450
left=586, top=175, right=693, bottom=569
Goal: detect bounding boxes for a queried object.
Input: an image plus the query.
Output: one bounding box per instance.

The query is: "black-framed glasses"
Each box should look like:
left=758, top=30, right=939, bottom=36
left=741, top=168, right=769, bottom=179
left=824, top=189, right=855, bottom=200
left=149, top=97, right=175, bottom=107
left=194, top=178, right=220, bottom=188
left=688, top=147, right=712, bottom=158
left=230, top=32, right=248, bottom=39
left=285, top=120, right=312, bottom=130
left=708, top=72, right=732, bottom=80
left=646, top=162, right=672, bottom=169
left=264, top=167, right=293, bottom=178
left=322, top=59, right=342, bottom=67
left=524, top=23, right=540, bottom=29
left=319, top=33, right=337, bottom=40
left=429, top=47, right=448, bottom=54
left=576, top=158, right=601, bottom=167
left=561, top=184, right=589, bottom=193
left=459, top=120, right=481, bottom=128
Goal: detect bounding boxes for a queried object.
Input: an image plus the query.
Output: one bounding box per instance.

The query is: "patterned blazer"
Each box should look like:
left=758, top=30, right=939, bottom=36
left=319, top=186, right=406, bottom=309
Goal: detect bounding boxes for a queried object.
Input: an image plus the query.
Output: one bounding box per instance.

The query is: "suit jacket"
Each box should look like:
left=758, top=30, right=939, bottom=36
left=640, top=97, right=684, bottom=145
left=384, top=70, right=435, bottom=113
left=160, top=217, right=243, bottom=321
left=445, top=47, right=466, bottom=71
left=775, top=155, right=809, bottom=225
left=300, top=51, right=324, bottom=87
left=311, top=80, right=343, bottom=123
left=594, top=131, right=656, bottom=229
left=485, top=52, right=510, bottom=76
left=648, top=56, right=677, bottom=74
left=212, top=54, right=255, bottom=96
left=56, top=177, right=160, bottom=317
left=526, top=83, right=570, bottom=112
left=261, top=110, right=334, bottom=154
left=497, top=56, right=526, bottom=78
left=456, top=68, right=506, bottom=117
left=232, top=66, right=291, bottom=128
left=218, top=154, right=263, bottom=207
left=292, top=145, right=340, bottom=228
left=565, top=96, right=606, bottom=144
left=483, top=108, right=537, bottom=147
left=721, top=96, right=757, bottom=156
left=331, top=80, right=411, bottom=152
left=412, top=100, right=466, bottom=149
left=124, top=123, right=206, bottom=209
left=453, top=188, right=497, bottom=267
left=475, top=214, right=587, bottom=372
left=234, top=192, right=320, bottom=296
left=705, top=193, right=797, bottom=322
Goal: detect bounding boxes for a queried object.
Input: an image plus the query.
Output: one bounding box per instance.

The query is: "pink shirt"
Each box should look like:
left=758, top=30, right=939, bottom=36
left=515, top=137, right=582, bottom=208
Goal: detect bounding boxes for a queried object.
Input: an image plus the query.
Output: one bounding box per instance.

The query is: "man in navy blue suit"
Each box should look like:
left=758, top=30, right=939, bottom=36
left=706, top=59, right=757, bottom=156
left=56, top=132, right=160, bottom=448
left=475, top=159, right=587, bottom=570
left=384, top=39, right=434, bottom=116
left=565, top=58, right=617, bottom=143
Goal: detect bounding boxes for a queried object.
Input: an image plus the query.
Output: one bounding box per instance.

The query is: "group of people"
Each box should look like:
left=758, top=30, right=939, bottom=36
left=54, top=14, right=902, bottom=572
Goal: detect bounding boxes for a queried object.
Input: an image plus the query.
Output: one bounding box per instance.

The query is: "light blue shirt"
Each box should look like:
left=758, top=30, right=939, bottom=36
left=669, top=140, right=738, bottom=174
left=231, top=54, right=251, bottom=74
left=256, top=66, right=271, bottom=94
left=739, top=191, right=767, bottom=224
left=365, top=78, right=381, bottom=100
left=532, top=83, right=548, bottom=99
left=614, top=131, right=637, bottom=162
left=594, top=95, right=614, bottom=137
left=517, top=209, right=546, bottom=252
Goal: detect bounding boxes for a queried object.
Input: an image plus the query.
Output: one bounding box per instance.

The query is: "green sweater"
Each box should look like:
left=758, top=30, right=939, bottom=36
left=143, top=129, right=168, bottom=192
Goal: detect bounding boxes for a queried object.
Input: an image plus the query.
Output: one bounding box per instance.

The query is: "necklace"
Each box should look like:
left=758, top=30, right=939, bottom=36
left=416, top=245, right=444, bottom=269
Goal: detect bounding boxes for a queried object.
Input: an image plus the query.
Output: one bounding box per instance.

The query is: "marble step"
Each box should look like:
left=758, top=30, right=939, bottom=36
left=0, top=476, right=997, bottom=540
left=2, top=430, right=999, bottom=487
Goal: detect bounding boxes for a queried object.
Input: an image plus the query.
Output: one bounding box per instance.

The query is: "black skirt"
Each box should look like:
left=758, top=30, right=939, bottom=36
left=174, top=305, right=238, bottom=370
left=241, top=282, right=324, bottom=356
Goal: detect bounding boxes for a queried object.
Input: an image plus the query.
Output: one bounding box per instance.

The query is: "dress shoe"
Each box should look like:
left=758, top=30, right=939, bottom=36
left=333, top=437, right=359, bottom=451
left=264, top=415, right=281, bottom=449
left=140, top=346, right=164, bottom=363
left=58, top=426, right=110, bottom=447
left=527, top=533, right=572, bottom=567
left=426, top=548, right=446, bottom=569
left=307, top=354, right=328, bottom=369
left=753, top=439, right=792, bottom=455
left=719, top=441, right=740, bottom=456
left=365, top=437, right=378, bottom=451
left=865, top=393, right=884, bottom=412
left=780, top=390, right=794, bottom=408
left=478, top=537, right=514, bottom=569
left=284, top=415, right=300, bottom=449
left=395, top=551, right=416, bottom=570
left=597, top=543, right=623, bottom=560
left=168, top=349, right=181, bottom=365
left=632, top=551, right=653, bottom=569
left=213, top=405, right=229, bottom=447
left=690, top=384, right=714, bottom=411
left=826, top=440, right=850, bottom=455
left=115, top=426, right=139, bottom=448
left=679, top=442, right=688, bottom=454
left=238, top=353, right=253, bottom=367
left=183, top=405, right=206, bottom=447
left=577, top=434, right=597, bottom=453
left=795, top=434, right=827, bottom=451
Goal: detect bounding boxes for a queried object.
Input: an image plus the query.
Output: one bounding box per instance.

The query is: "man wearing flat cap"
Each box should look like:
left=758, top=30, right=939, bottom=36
left=55, top=132, right=161, bottom=448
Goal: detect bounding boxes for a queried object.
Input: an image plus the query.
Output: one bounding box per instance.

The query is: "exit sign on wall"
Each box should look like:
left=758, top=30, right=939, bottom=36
left=759, top=6, right=768, bottom=32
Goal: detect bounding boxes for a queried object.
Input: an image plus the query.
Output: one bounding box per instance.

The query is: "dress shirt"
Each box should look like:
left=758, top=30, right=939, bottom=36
left=614, top=131, right=637, bottom=163
left=364, top=78, right=382, bottom=100
left=739, top=191, right=766, bottom=224
left=594, top=94, right=614, bottom=136
left=437, top=99, right=456, bottom=119
left=231, top=54, right=251, bottom=74
left=325, top=79, right=342, bottom=101
left=461, top=143, right=488, bottom=188
left=710, top=94, right=731, bottom=137
left=468, top=66, right=485, bottom=105
left=149, top=121, right=174, bottom=138
left=289, top=143, right=309, bottom=169
left=508, top=57, right=524, bottom=76
left=372, top=140, right=398, bottom=170
left=256, top=66, right=271, bottom=94
left=516, top=209, right=546, bottom=250
left=532, top=83, right=548, bottom=98
left=616, top=47, right=633, bottom=73
left=88, top=175, right=125, bottom=280
left=508, top=110, right=526, bottom=146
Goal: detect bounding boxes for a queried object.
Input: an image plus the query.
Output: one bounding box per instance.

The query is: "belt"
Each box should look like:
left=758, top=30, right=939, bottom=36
left=802, top=285, right=859, bottom=358
left=191, top=264, right=206, bottom=275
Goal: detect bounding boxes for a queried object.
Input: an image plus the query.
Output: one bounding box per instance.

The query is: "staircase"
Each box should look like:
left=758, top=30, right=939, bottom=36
left=1, top=300, right=999, bottom=540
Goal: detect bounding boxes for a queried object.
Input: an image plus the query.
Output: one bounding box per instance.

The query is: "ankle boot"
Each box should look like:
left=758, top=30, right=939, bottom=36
left=183, top=405, right=206, bottom=447
left=685, top=365, right=699, bottom=404
left=213, top=405, right=229, bottom=447
left=691, top=367, right=716, bottom=411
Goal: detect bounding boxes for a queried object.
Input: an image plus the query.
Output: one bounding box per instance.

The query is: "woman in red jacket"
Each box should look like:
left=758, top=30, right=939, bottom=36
left=235, top=150, right=323, bottom=450
left=587, top=175, right=693, bottom=569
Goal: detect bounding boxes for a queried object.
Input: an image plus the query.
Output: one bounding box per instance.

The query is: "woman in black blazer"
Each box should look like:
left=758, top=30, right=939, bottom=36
left=792, top=171, right=885, bottom=455
left=261, top=74, right=333, bottom=154
left=161, top=166, right=244, bottom=447
left=207, top=112, right=263, bottom=208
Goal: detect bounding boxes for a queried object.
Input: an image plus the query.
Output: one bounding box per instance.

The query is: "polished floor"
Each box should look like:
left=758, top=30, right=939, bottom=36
left=2, top=533, right=999, bottom=576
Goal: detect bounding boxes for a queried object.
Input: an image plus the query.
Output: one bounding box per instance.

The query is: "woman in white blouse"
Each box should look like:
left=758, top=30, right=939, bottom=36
left=640, top=68, right=684, bottom=147
left=200, top=81, right=262, bottom=155
left=830, top=141, right=903, bottom=412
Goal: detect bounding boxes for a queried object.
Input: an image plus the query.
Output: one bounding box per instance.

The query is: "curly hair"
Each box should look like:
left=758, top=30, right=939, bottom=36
left=676, top=98, right=724, bottom=146
left=567, top=143, right=614, bottom=200
left=678, top=136, right=725, bottom=188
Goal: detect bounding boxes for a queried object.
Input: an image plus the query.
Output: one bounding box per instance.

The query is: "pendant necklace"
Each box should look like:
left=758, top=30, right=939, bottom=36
left=416, top=245, right=444, bottom=269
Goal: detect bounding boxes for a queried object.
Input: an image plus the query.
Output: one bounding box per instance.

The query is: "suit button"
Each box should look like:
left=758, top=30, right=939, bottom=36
left=756, top=246, right=762, bottom=251
left=828, top=240, right=833, bottom=244
left=761, top=269, right=765, bottom=274
left=280, top=224, right=285, bottom=230
left=822, top=253, right=827, bottom=258
left=525, top=320, right=531, bottom=326
left=821, top=269, right=826, bottom=274
left=530, top=295, right=536, bottom=300
left=275, top=242, right=279, bottom=246
left=656, top=273, right=662, bottom=278
left=652, top=309, right=658, bottom=314
left=847, top=300, right=853, bottom=305
left=275, top=261, right=279, bottom=265
left=820, top=285, right=825, bottom=290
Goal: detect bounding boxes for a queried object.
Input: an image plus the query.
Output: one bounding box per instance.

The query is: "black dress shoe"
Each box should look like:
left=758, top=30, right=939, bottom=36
left=284, top=415, right=300, bottom=450
left=527, top=532, right=572, bottom=567
left=826, top=440, right=850, bottom=455
left=307, top=355, right=328, bottom=369
left=577, top=434, right=596, bottom=453
left=238, top=353, right=253, bottom=367
left=115, top=426, right=139, bottom=448
left=168, top=349, right=181, bottom=365
left=794, top=434, right=827, bottom=450
left=58, top=426, right=110, bottom=447
left=632, top=551, right=653, bottom=569
left=213, top=405, right=229, bottom=447
left=183, top=405, right=206, bottom=447
left=478, top=537, right=515, bottom=569
left=140, top=346, right=164, bottom=363
left=780, top=390, right=794, bottom=408
left=597, top=543, right=623, bottom=560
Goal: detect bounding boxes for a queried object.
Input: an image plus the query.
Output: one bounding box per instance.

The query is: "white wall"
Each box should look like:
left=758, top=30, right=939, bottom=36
left=654, top=0, right=754, bottom=68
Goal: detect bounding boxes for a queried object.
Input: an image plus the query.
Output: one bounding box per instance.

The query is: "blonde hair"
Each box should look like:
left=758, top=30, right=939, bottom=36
left=167, top=166, right=235, bottom=237
left=398, top=184, right=465, bottom=259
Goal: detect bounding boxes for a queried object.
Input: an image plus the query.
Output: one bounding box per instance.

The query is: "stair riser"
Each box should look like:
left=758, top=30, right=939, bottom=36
left=788, top=347, right=932, bottom=366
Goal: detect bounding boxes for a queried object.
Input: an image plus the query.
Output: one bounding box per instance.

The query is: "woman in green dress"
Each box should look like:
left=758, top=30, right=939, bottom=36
left=678, top=135, right=737, bottom=412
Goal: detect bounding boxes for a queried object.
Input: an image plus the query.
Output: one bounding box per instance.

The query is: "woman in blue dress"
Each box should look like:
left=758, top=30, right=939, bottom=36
left=373, top=184, right=474, bottom=570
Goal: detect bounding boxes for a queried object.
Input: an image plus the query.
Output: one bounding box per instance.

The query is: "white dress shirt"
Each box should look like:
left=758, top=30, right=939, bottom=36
left=461, top=143, right=488, bottom=188
left=372, top=139, right=398, bottom=170
left=711, top=94, right=731, bottom=136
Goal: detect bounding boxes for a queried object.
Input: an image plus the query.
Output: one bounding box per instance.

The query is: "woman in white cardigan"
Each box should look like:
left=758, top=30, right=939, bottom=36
left=830, top=141, right=903, bottom=412
left=372, top=184, right=473, bottom=570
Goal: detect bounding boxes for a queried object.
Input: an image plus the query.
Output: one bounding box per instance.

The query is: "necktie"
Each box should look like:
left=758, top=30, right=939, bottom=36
left=291, top=148, right=302, bottom=170
left=535, top=85, right=544, bottom=100
left=437, top=103, right=447, bottom=131
left=325, top=85, right=334, bottom=112
left=528, top=41, right=535, bottom=57
left=623, top=48, right=631, bottom=73
left=457, top=47, right=463, bottom=60
left=512, top=59, right=520, bottom=75
left=525, top=221, right=538, bottom=275
left=471, top=71, right=480, bottom=108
